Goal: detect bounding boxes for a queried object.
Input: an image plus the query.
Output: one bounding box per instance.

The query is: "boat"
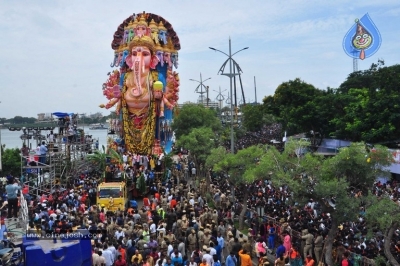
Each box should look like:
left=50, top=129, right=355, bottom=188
left=89, top=123, right=108, bottom=130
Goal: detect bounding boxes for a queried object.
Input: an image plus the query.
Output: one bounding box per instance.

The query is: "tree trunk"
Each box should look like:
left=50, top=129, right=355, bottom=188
left=324, top=217, right=338, bottom=266
left=238, top=189, right=249, bottom=230
left=384, top=222, right=400, bottom=266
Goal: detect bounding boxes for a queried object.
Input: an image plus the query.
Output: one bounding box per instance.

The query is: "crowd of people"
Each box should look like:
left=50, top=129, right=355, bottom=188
left=209, top=171, right=400, bottom=265
left=224, top=124, right=283, bottom=152
left=1, top=124, right=400, bottom=266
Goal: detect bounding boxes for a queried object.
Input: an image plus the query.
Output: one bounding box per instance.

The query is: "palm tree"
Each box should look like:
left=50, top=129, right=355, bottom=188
left=87, top=145, right=108, bottom=179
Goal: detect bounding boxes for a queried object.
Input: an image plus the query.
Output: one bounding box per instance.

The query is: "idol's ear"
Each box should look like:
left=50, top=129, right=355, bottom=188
left=126, top=55, right=133, bottom=69
left=150, top=55, right=159, bottom=69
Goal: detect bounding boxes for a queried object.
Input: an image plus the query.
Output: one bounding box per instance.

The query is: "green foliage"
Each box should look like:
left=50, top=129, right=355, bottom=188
left=137, top=173, right=147, bottom=194
left=241, top=104, right=275, bottom=132
left=263, top=78, right=328, bottom=135
left=366, top=195, right=400, bottom=232
left=260, top=63, right=400, bottom=143
left=214, top=145, right=267, bottom=185
left=247, top=141, right=392, bottom=223
left=205, top=146, right=228, bottom=170
left=0, top=146, right=21, bottom=176
left=108, top=148, right=122, bottom=164
left=247, top=139, right=321, bottom=203
left=171, top=104, right=221, bottom=139
left=176, top=127, right=215, bottom=166
left=86, top=145, right=107, bottom=172
left=334, top=63, right=400, bottom=142
left=320, top=143, right=392, bottom=189
left=163, top=154, right=173, bottom=169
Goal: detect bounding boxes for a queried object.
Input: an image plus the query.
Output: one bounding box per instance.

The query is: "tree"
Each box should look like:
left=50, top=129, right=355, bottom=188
left=171, top=104, right=222, bottom=139
left=86, top=145, right=108, bottom=177
left=205, top=146, right=228, bottom=170
left=246, top=141, right=392, bottom=265
left=333, top=62, right=400, bottom=143
left=366, top=195, right=400, bottom=265
left=0, top=146, right=21, bottom=176
left=263, top=78, right=325, bottom=135
left=214, top=145, right=267, bottom=229
left=176, top=127, right=215, bottom=171
left=241, top=104, right=275, bottom=132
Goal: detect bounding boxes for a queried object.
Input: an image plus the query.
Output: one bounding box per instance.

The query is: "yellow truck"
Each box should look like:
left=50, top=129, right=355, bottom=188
left=97, top=182, right=128, bottom=211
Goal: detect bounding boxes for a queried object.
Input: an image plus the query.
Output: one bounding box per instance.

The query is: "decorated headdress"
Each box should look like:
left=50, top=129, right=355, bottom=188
left=149, top=19, right=158, bottom=30
left=158, top=21, right=167, bottom=31
left=112, top=12, right=181, bottom=52
left=129, top=36, right=155, bottom=53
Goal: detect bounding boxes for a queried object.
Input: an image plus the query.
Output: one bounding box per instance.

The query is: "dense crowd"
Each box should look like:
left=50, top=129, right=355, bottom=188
left=224, top=124, right=283, bottom=152
left=1, top=127, right=400, bottom=266
left=209, top=172, right=400, bottom=265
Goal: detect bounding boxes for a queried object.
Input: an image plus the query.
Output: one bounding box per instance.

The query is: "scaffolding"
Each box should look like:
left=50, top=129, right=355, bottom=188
left=21, top=134, right=99, bottom=197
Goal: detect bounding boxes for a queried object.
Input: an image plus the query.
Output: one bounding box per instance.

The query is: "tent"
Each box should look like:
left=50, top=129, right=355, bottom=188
left=52, top=112, right=74, bottom=118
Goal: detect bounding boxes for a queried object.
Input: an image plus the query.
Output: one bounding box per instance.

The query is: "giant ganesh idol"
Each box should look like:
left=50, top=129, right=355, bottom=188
left=100, top=12, right=180, bottom=155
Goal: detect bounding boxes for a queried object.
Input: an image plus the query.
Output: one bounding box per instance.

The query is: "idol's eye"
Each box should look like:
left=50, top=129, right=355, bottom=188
left=132, top=51, right=137, bottom=56
left=356, top=36, right=361, bottom=40
left=362, top=34, right=369, bottom=39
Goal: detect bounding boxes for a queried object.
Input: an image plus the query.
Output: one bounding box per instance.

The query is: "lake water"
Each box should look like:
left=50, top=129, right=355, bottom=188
left=0, top=128, right=109, bottom=150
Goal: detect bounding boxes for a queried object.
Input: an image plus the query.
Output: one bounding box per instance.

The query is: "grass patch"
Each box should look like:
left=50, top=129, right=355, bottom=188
left=234, top=220, right=249, bottom=235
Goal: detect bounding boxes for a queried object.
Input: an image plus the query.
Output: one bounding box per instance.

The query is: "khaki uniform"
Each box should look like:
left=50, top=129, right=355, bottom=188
left=302, top=233, right=314, bottom=259
left=203, top=233, right=212, bottom=247
left=140, top=210, right=148, bottom=223
left=314, top=235, right=323, bottom=263
left=220, top=194, right=228, bottom=209
left=175, top=219, right=182, bottom=235
left=161, top=197, right=168, bottom=211
left=137, top=239, right=147, bottom=251
left=212, top=213, right=218, bottom=224
left=181, top=219, right=189, bottom=236
left=166, top=233, right=176, bottom=244
left=200, top=213, right=207, bottom=226
left=242, top=241, right=253, bottom=257
left=198, top=230, right=205, bottom=247
left=157, top=233, right=165, bottom=244
left=187, top=233, right=197, bottom=254
left=301, top=229, right=309, bottom=256
left=227, top=237, right=235, bottom=252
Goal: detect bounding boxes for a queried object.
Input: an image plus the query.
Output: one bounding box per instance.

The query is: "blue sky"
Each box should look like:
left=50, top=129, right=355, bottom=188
left=0, top=0, right=399, bottom=118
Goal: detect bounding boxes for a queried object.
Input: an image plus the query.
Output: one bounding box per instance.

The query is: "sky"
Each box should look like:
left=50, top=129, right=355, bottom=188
left=0, top=0, right=399, bottom=119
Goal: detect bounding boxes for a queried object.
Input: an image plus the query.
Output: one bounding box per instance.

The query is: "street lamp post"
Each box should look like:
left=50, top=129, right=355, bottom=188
left=210, top=38, right=248, bottom=153
left=190, top=73, right=211, bottom=106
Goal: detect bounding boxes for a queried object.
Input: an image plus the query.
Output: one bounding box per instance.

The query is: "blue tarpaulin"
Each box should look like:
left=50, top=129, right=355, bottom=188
left=52, top=112, right=73, bottom=118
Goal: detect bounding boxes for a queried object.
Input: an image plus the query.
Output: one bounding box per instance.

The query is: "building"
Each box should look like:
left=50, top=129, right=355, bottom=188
left=37, top=113, right=53, bottom=121
left=89, top=112, right=103, bottom=119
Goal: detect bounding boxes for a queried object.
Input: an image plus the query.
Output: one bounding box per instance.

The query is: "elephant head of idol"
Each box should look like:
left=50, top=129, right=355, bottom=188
left=125, top=36, right=159, bottom=96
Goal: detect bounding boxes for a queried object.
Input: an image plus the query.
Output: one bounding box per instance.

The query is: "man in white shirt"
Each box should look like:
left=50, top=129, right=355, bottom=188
left=191, top=167, right=196, bottom=177
left=149, top=220, right=157, bottom=235
left=189, top=197, right=195, bottom=206
left=202, top=249, right=214, bottom=266
left=107, top=243, right=117, bottom=260
left=167, top=243, right=174, bottom=256
left=209, top=243, right=217, bottom=256
left=114, top=228, right=125, bottom=240
left=102, top=244, right=114, bottom=266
